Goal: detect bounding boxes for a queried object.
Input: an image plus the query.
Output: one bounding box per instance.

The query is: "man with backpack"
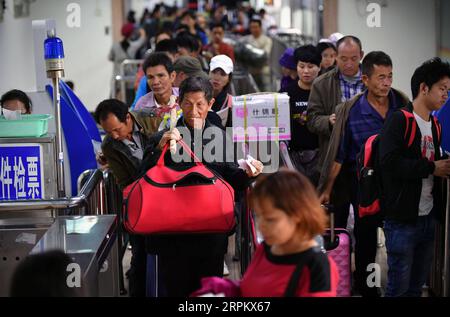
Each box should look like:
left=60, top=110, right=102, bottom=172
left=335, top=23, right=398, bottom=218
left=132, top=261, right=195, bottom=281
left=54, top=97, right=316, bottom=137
left=379, top=57, right=450, bottom=297
left=319, top=51, right=409, bottom=296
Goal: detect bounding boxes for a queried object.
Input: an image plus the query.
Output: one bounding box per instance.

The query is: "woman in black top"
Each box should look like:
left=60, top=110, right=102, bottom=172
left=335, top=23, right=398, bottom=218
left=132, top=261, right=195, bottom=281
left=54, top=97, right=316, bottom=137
left=285, top=45, right=322, bottom=185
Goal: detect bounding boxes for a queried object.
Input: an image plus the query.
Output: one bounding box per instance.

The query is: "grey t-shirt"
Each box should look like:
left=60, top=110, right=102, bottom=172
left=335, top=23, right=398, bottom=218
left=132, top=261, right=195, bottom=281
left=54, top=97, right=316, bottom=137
left=121, top=124, right=143, bottom=161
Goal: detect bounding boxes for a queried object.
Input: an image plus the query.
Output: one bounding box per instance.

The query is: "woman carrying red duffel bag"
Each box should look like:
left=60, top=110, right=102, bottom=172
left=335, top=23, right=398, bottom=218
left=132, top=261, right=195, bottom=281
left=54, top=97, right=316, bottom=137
left=128, top=76, right=263, bottom=297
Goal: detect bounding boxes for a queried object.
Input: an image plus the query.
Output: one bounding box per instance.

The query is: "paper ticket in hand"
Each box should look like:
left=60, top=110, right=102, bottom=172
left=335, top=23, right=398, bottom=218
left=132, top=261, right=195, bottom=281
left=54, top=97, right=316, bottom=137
left=238, top=155, right=257, bottom=174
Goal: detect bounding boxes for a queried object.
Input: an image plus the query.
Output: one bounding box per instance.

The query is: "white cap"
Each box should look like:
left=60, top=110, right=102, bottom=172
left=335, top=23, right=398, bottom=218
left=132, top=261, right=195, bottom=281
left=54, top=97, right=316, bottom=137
left=329, top=32, right=344, bottom=45
left=319, top=38, right=332, bottom=43
left=210, top=55, right=234, bottom=75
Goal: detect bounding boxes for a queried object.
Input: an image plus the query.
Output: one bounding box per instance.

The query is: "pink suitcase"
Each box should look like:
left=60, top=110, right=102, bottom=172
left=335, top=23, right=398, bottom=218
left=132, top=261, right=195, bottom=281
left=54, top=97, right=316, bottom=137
left=323, top=205, right=352, bottom=297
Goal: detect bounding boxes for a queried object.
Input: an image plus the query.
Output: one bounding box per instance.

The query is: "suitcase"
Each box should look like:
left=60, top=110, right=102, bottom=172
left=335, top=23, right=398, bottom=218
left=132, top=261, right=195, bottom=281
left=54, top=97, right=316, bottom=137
left=323, top=204, right=352, bottom=297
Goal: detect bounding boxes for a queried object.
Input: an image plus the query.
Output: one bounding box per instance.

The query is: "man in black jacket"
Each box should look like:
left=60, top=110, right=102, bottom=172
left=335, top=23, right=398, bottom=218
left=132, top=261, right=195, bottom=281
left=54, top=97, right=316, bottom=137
left=379, top=57, right=450, bottom=297
left=140, top=76, right=263, bottom=297
left=94, top=99, right=165, bottom=297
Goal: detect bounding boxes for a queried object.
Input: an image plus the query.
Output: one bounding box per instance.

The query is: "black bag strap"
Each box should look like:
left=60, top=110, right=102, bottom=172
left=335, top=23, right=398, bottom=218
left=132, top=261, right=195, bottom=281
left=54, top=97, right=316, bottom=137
left=284, top=249, right=315, bottom=297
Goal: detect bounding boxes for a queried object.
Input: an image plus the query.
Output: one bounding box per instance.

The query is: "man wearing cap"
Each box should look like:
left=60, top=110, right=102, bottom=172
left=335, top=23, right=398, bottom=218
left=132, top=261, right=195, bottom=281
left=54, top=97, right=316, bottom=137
left=278, top=47, right=298, bottom=92
left=173, top=56, right=209, bottom=88
left=172, top=55, right=225, bottom=129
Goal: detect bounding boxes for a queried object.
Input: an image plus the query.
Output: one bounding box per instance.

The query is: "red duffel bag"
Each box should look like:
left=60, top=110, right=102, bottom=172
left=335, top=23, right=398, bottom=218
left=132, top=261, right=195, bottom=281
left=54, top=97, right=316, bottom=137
left=123, top=140, right=235, bottom=235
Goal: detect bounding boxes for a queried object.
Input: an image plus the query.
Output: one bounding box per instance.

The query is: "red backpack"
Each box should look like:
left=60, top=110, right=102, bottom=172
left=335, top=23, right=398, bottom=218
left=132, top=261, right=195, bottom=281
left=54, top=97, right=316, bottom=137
left=356, top=109, right=442, bottom=218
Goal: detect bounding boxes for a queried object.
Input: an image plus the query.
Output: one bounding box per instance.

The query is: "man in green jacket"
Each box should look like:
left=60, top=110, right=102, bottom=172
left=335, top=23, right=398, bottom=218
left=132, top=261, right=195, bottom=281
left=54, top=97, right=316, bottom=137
left=307, top=36, right=365, bottom=229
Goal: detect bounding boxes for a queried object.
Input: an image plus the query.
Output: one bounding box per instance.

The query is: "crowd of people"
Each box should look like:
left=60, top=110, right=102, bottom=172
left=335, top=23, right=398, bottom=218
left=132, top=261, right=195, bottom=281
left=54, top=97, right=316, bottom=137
left=108, top=3, right=277, bottom=102
left=5, top=2, right=450, bottom=299
left=101, top=3, right=450, bottom=299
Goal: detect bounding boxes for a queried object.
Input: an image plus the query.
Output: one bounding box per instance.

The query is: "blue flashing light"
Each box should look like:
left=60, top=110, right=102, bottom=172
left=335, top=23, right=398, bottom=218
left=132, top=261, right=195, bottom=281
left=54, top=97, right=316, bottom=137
left=44, top=37, right=65, bottom=60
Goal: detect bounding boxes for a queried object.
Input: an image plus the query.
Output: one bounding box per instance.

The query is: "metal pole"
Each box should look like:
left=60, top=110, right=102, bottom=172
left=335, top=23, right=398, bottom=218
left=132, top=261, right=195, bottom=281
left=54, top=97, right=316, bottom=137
left=443, top=178, right=450, bottom=297
left=45, top=31, right=66, bottom=197
left=52, top=77, right=65, bottom=197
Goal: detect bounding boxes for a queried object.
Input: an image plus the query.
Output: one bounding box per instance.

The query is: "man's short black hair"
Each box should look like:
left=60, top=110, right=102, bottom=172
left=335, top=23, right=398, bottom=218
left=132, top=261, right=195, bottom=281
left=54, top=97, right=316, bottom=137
left=142, top=52, right=174, bottom=74
left=180, top=10, right=196, bottom=21
left=155, top=39, right=178, bottom=55
left=210, top=22, right=225, bottom=31
left=411, top=57, right=450, bottom=100
left=336, top=35, right=363, bottom=52
left=294, top=45, right=322, bottom=67
left=161, top=21, right=174, bottom=33
left=94, top=99, right=129, bottom=124
left=1, top=89, right=32, bottom=113
left=362, top=51, right=393, bottom=77
left=175, top=32, right=200, bottom=53
left=179, top=76, right=214, bottom=104
left=250, top=18, right=262, bottom=27
left=176, top=24, right=190, bottom=33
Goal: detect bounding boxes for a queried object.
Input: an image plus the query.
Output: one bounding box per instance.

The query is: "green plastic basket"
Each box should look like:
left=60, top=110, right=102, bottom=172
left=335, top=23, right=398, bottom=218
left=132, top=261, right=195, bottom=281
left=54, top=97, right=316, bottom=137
left=0, top=114, right=52, bottom=138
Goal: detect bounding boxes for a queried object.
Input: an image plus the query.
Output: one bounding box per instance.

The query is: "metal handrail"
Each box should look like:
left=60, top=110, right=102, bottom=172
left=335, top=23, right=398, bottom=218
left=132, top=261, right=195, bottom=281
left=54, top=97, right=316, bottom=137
left=279, top=141, right=295, bottom=170
left=102, top=169, right=122, bottom=213
left=0, top=169, right=104, bottom=212
left=116, top=59, right=144, bottom=104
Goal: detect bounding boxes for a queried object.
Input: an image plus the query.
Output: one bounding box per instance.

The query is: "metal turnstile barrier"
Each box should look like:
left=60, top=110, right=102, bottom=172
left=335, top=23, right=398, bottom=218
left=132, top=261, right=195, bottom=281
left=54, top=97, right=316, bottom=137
left=0, top=168, right=124, bottom=296
left=112, top=59, right=144, bottom=106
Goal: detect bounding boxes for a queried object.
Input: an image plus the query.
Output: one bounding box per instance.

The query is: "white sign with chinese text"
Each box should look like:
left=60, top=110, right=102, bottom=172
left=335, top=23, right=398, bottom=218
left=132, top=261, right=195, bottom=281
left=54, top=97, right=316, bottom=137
left=232, top=93, right=291, bottom=142
left=0, top=144, right=44, bottom=200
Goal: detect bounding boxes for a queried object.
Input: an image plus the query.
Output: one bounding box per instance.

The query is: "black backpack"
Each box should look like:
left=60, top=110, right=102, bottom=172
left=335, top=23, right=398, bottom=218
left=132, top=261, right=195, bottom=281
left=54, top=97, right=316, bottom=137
left=356, top=109, right=419, bottom=218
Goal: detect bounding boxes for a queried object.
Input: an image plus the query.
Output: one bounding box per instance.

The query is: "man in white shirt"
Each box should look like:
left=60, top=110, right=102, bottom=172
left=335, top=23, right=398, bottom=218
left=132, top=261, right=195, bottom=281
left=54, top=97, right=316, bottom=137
left=378, top=57, right=450, bottom=297
left=242, top=19, right=273, bottom=92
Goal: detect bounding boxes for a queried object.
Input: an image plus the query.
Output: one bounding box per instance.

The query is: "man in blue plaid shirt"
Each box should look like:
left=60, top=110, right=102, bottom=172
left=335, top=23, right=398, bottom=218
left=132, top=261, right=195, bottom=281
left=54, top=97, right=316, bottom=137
left=339, top=70, right=366, bottom=103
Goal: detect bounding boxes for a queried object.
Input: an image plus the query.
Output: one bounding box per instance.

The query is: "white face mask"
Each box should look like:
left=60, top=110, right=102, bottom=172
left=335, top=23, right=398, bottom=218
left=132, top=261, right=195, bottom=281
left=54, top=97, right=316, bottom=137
left=1, top=107, right=22, bottom=120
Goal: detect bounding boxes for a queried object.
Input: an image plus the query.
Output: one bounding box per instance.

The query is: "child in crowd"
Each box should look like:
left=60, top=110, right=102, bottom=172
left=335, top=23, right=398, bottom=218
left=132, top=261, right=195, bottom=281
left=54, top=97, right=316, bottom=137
left=192, top=169, right=338, bottom=297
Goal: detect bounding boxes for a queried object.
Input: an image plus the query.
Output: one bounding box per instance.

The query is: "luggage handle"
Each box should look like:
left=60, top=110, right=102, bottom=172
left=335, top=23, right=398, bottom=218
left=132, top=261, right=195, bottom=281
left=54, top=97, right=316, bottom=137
left=157, top=139, right=203, bottom=166
left=321, top=204, right=335, bottom=243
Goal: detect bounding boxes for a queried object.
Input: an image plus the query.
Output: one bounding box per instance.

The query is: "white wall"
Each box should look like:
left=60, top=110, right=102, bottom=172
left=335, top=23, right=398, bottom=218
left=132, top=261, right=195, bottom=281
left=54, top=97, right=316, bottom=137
left=0, top=0, right=113, bottom=111
left=338, top=0, right=437, bottom=99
